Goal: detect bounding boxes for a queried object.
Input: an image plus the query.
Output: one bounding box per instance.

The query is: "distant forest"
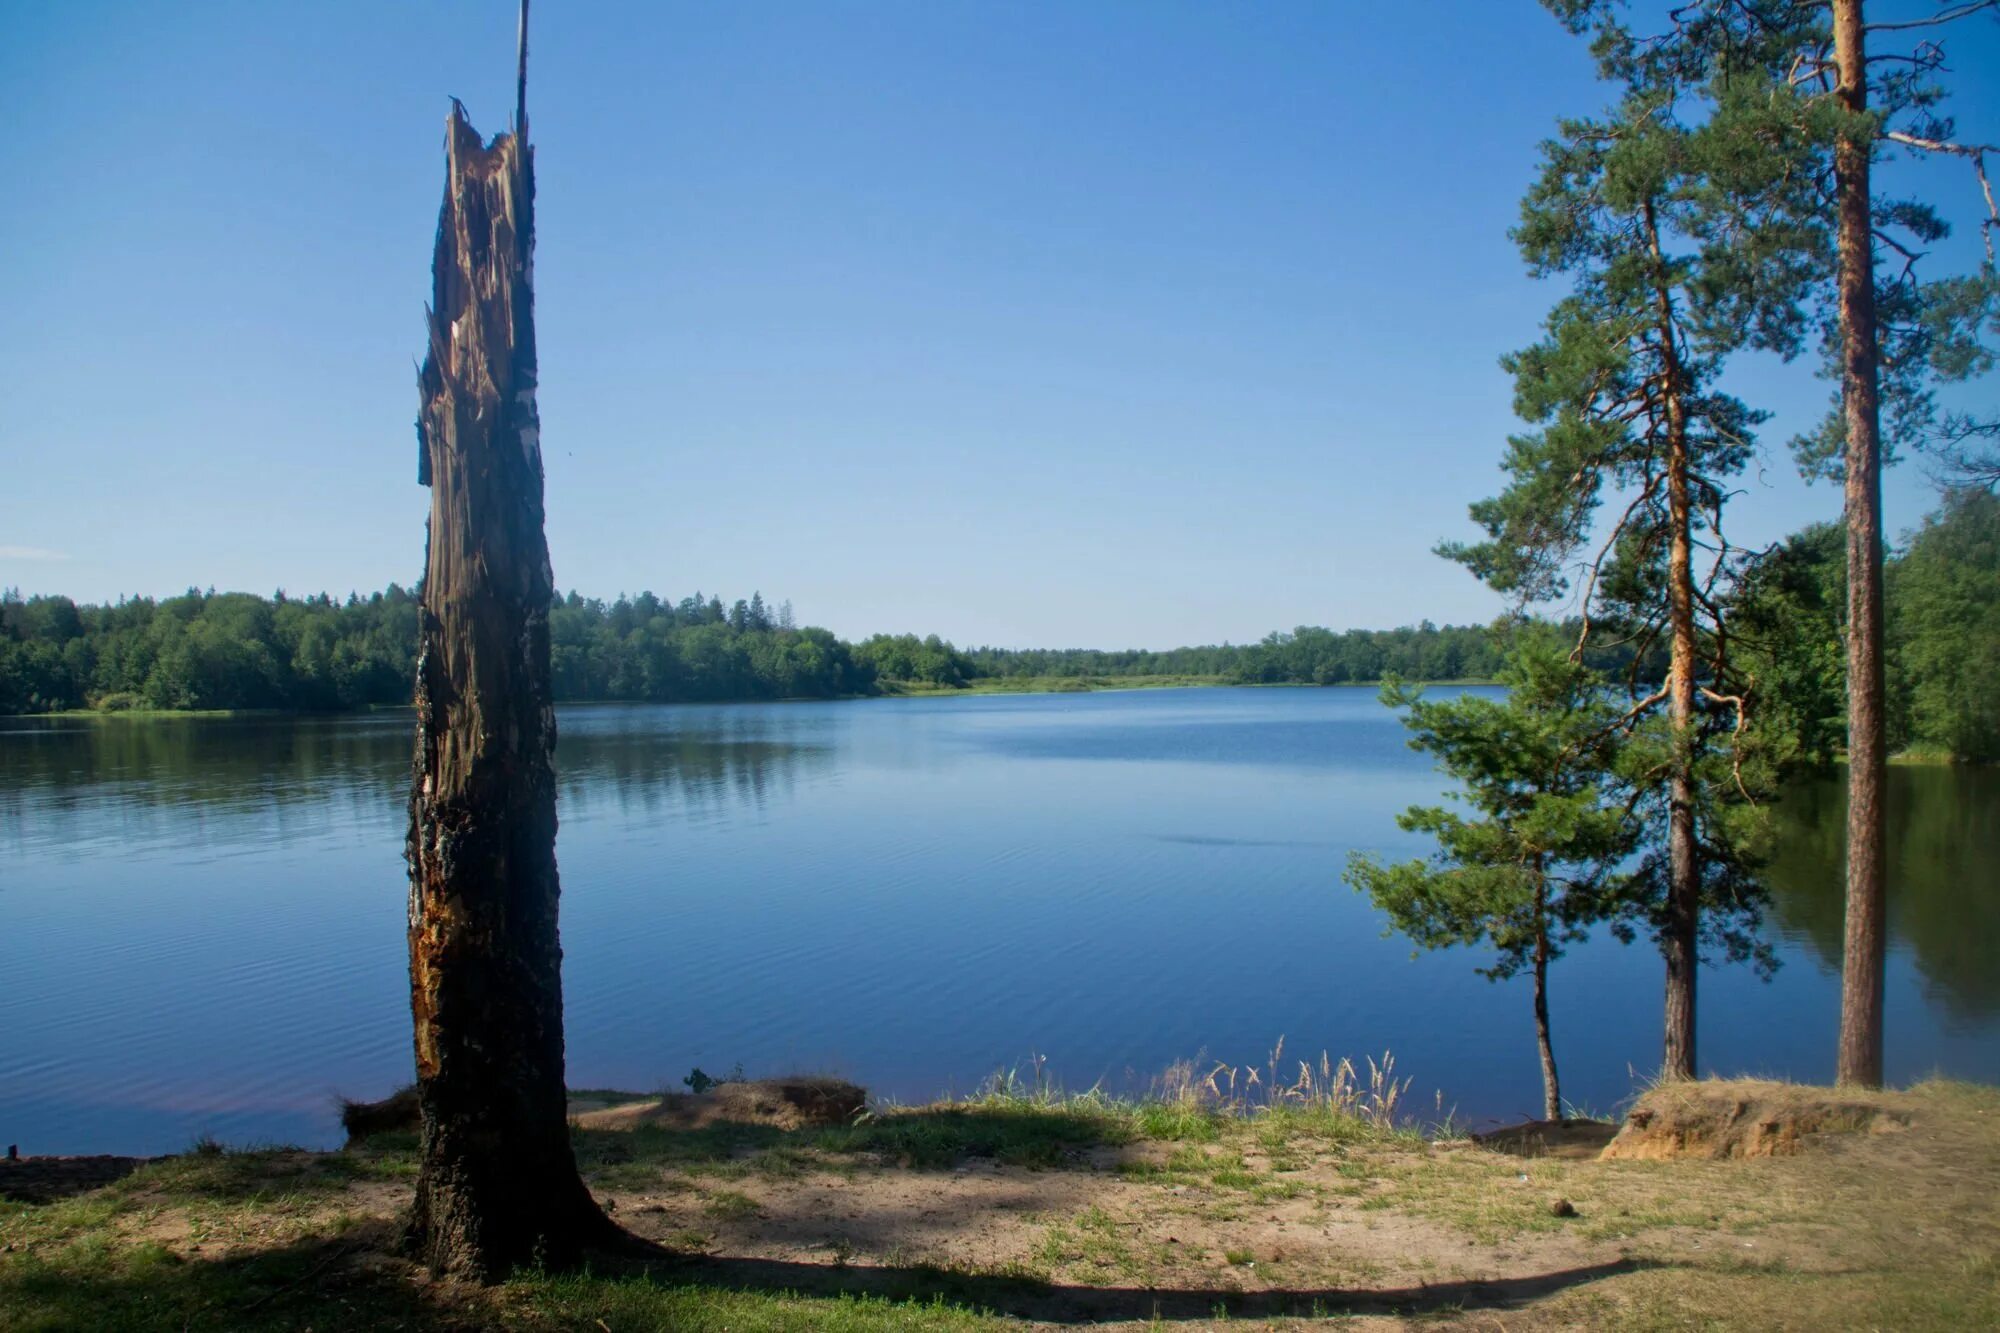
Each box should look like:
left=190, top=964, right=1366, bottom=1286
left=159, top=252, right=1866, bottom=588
left=4, top=489, right=1994, bottom=764
left=0, top=585, right=1514, bottom=713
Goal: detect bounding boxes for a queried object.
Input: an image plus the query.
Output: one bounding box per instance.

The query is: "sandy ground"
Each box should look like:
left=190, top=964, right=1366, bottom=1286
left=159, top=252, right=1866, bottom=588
left=9, top=1080, right=1996, bottom=1329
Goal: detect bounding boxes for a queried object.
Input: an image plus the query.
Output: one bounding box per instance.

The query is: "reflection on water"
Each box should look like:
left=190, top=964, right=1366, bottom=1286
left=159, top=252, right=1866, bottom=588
left=1766, top=766, right=2000, bottom=1025
left=1, top=690, right=1994, bottom=1155
left=0, top=707, right=833, bottom=853
left=554, top=706, right=833, bottom=826
left=0, top=712, right=408, bottom=857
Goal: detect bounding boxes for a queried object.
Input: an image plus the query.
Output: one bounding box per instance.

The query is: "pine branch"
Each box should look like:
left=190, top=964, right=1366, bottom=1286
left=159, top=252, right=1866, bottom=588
left=1865, top=2, right=1999, bottom=34
left=1884, top=131, right=2000, bottom=264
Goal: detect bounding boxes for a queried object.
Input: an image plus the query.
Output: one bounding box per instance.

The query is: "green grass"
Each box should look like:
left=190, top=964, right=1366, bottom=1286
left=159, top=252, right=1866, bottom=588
left=1033, top=1206, right=1138, bottom=1280
left=878, top=675, right=1505, bottom=697
left=522, top=1278, right=996, bottom=1331
left=10, top=1079, right=2000, bottom=1331
left=816, top=1100, right=1134, bottom=1168
left=0, top=1209, right=999, bottom=1332
left=51, top=706, right=263, bottom=719
left=122, top=1147, right=408, bottom=1205
left=701, top=1189, right=762, bottom=1221
left=1888, top=745, right=1962, bottom=765
left=564, top=1099, right=1141, bottom=1181
left=876, top=674, right=1229, bottom=697
left=0, top=1150, right=1001, bottom=1332
left=567, top=1087, right=658, bottom=1107
left=1132, top=1100, right=1225, bottom=1142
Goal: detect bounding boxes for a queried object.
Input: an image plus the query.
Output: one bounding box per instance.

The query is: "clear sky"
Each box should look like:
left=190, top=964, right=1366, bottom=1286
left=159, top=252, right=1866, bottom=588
left=2, top=2, right=1994, bottom=648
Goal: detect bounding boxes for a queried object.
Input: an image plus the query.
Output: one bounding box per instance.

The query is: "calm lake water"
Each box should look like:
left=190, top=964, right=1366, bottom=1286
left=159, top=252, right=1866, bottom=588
left=3, top=687, right=1995, bottom=1155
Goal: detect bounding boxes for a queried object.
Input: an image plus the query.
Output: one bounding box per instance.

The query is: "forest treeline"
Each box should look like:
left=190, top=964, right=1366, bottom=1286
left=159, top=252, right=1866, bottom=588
left=2, top=488, right=1993, bottom=764
left=0, top=583, right=1509, bottom=711
left=1737, top=488, right=2000, bottom=765
left=963, top=622, right=1517, bottom=685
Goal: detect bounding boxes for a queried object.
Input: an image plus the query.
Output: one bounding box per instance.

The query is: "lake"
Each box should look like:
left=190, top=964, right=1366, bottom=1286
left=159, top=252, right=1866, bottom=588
left=3, top=686, right=1995, bottom=1155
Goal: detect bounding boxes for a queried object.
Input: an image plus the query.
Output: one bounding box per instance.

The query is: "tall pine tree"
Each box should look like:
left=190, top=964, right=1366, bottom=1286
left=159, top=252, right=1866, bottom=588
left=1447, top=82, right=1789, bottom=1079
left=1545, top=0, right=1999, bottom=1091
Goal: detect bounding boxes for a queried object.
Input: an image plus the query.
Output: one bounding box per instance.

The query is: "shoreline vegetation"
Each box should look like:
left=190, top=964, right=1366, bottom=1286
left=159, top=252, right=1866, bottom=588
left=27, top=689, right=1974, bottom=771
left=18, top=679, right=1975, bottom=769
left=24, top=674, right=1474, bottom=717
left=3, top=1063, right=1994, bottom=1330
left=0, top=586, right=1527, bottom=719
left=5, top=488, right=1993, bottom=763
left=9, top=0, right=1999, bottom=1320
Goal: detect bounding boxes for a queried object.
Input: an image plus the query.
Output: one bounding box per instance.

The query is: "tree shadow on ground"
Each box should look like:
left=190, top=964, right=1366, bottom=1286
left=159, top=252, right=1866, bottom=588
left=0, top=1216, right=1665, bottom=1331
left=612, top=1247, right=1665, bottom=1324
left=8, top=1114, right=1666, bottom=1328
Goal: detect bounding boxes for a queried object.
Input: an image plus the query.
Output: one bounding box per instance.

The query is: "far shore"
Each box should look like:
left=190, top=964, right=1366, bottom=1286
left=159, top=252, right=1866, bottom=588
left=21, top=686, right=1983, bottom=773
left=27, top=674, right=1512, bottom=722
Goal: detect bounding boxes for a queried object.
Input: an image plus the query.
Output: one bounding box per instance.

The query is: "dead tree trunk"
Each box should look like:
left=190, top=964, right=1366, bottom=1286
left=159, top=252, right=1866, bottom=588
left=1832, top=0, right=1887, bottom=1091
left=405, top=27, right=611, bottom=1277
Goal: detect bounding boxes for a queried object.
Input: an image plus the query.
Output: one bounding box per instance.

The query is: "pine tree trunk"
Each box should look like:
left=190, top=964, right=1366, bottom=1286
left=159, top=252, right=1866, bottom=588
left=1647, top=200, right=1700, bottom=1083
left=1661, top=430, right=1700, bottom=1081
left=1533, top=874, right=1561, bottom=1123
left=405, top=95, right=610, bottom=1280
left=1832, top=0, right=1887, bottom=1091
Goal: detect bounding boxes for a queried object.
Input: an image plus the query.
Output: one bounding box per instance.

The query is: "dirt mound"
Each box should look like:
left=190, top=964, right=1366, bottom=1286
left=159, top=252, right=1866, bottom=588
left=339, top=1077, right=866, bottom=1142
left=340, top=1085, right=420, bottom=1142
left=0, top=1154, right=154, bottom=1204
left=1472, top=1118, right=1620, bottom=1160
left=571, top=1077, right=867, bottom=1132
left=1601, top=1080, right=1910, bottom=1160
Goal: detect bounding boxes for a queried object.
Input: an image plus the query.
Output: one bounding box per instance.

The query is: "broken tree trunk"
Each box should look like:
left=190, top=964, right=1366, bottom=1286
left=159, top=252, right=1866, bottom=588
left=404, top=59, right=611, bottom=1278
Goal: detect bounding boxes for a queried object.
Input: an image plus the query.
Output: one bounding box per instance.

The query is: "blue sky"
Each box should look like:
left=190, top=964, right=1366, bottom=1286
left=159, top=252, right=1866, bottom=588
left=2, top=2, right=1994, bottom=648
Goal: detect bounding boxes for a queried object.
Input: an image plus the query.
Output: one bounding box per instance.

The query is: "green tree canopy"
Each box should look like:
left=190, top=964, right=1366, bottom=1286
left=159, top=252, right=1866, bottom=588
left=1347, top=631, right=1637, bottom=1119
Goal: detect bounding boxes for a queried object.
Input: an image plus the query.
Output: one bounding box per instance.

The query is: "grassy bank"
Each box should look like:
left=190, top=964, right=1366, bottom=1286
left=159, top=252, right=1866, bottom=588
left=13, top=675, right=1538, bottom=718
left=3, top=1075, right=1994, bottom=1331
left=45, top=707, right=268, bottom=720
left=878, top=676, right=1504, bottom=697
left=877, top=674, right=1232, bottom=696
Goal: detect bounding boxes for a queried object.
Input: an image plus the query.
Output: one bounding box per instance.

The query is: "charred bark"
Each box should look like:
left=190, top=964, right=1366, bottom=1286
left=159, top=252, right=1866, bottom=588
left=1833, top=0, right=1887, bottom=1091
left=404, top=28, right=612, bottom=1278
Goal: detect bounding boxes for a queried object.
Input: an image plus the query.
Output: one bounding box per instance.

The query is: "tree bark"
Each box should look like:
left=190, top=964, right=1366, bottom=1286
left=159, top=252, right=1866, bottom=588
left=405, top=91, right=611, bottom=1280
left=1647, top=200, right=1700, bottom=1083
left=1532, top=873, right=1561, bottom=1123
left=1833, top=0, right=1888, bottom=1091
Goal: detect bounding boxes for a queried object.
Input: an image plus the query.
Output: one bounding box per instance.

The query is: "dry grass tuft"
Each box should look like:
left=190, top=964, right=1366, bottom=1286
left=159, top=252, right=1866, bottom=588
left=1152, top=1039, right=1422, bottom=1135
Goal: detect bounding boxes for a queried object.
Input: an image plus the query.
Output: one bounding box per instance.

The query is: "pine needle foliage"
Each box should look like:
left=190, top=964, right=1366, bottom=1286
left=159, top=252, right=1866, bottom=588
left=1346, top=630, right=1636, bottom=1118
